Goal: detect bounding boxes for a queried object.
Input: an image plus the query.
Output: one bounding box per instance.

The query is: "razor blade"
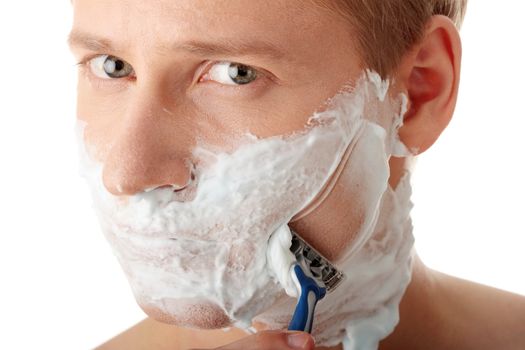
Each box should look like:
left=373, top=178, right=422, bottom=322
left=287, top=230, right=345, bottom=332
left=290, top=230, right=345, bottom=292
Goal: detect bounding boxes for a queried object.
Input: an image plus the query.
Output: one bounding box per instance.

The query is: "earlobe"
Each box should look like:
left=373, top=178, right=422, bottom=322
left=396, top=15, right=462, bottom=155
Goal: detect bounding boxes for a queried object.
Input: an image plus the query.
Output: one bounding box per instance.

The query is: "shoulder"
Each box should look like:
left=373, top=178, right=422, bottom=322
left=380, top=258, right=525, bottom=350
left=434, top=270, right=525, bottom=349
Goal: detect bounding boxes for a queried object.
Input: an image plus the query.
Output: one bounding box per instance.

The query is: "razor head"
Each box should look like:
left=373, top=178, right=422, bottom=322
left=290, top=230, right=345, bottom=292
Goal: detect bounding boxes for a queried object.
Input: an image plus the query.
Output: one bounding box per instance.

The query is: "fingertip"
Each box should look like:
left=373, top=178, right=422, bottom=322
left=286, top=331, right=315, bottom=349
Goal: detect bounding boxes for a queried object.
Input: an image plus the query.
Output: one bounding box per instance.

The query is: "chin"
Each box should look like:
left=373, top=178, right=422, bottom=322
left=137, top=298, right=233, bottom=329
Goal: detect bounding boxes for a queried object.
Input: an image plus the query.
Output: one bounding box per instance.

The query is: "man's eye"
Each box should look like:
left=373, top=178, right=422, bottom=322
left=203, top=62, right=258, bottom=85
left=88, top=55, right=134, bottom=79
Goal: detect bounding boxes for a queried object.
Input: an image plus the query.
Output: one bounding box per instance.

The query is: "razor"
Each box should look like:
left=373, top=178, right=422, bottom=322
left=288, top=230, right=345, bottom=333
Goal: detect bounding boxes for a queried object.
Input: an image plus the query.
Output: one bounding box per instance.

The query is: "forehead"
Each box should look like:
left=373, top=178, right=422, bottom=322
left=71, top=0, right=357, bottom=57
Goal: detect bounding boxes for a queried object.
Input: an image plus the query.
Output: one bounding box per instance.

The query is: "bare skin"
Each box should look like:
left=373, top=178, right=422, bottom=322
left=68, top=0, right=525, bottom=349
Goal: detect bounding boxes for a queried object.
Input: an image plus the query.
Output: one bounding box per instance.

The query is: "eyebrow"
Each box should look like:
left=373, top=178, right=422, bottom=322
left=67, top=30, right=286, bottom=60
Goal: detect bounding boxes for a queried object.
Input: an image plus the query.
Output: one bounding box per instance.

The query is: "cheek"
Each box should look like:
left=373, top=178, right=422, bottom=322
left=329, top=129, right=392, bottom=259
left=289, top=124, right=391, bottom=262
left=190, top=92, right=296, bottom=139
left=76, top=80, right=125, bottom=159
left=190, top=85, right=334, bottom=139
left=290, top=181, right=367, bottom=262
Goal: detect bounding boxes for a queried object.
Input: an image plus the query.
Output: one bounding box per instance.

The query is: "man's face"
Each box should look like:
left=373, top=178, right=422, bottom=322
left=68, top=0, right=394, bottom=330
left=69, top=0, right=364, bottom=193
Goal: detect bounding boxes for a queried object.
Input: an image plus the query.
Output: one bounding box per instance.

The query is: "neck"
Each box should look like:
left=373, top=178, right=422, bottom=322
left=308, top=255, right=438, bottom=350
left=378, top=254, right=443, bottom=350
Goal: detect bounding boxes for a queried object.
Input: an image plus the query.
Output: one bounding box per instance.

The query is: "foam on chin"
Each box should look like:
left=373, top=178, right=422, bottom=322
left=77, top=71, right=415, bottom=350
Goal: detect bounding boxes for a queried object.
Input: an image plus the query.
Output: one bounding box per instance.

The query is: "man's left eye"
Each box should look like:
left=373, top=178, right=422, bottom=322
left=202, top=62, right=258, bottom=86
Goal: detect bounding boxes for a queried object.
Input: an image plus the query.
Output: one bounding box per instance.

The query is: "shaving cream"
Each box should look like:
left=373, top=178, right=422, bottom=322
left=77, top=71, right=415, bottom=349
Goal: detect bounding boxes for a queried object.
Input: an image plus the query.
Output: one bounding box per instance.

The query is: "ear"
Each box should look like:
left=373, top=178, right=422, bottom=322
left=394, top=15, right=462, bottom=154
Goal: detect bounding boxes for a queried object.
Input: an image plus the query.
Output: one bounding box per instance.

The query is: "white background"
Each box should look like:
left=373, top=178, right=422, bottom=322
left=0, top=1, right=523, bottom=349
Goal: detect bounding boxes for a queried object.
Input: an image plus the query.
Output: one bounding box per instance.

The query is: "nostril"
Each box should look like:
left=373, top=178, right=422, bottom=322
left=147, top=167, right=196, bottom=193
left=145, top=184, right=187, bottom=192
left=151, top=185, right=174, bottom=191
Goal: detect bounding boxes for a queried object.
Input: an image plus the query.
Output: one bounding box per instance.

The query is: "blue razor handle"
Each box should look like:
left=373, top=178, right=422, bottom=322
left=288, top=264, right=327, bottom=333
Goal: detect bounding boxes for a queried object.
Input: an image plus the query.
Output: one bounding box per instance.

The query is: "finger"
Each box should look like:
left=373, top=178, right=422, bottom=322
left=212, top=330, right=315, bottom=350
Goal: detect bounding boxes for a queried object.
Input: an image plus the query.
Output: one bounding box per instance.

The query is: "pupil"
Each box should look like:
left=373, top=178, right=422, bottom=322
left=237, top=66, right=248, bottom=76
left=114, top=60, right=124, bottom=71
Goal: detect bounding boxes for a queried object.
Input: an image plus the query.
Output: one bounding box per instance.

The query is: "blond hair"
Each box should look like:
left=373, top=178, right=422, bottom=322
left=315, top=0, right=467, bottom=77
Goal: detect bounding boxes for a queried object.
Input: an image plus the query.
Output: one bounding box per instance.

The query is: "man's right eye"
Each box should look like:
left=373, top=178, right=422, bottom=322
left=88, top=55, right=134, bottom=79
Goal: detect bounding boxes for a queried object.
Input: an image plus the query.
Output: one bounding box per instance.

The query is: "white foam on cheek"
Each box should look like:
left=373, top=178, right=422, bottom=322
left=76, top=90, right=364, bottom=327
left=76, top=70, right=415, bottom=348
left=259, top=74, right=416, bottom=349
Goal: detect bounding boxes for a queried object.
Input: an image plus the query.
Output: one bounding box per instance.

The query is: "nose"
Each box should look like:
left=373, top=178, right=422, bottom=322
left=102, top=90, right=193, bottom=196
